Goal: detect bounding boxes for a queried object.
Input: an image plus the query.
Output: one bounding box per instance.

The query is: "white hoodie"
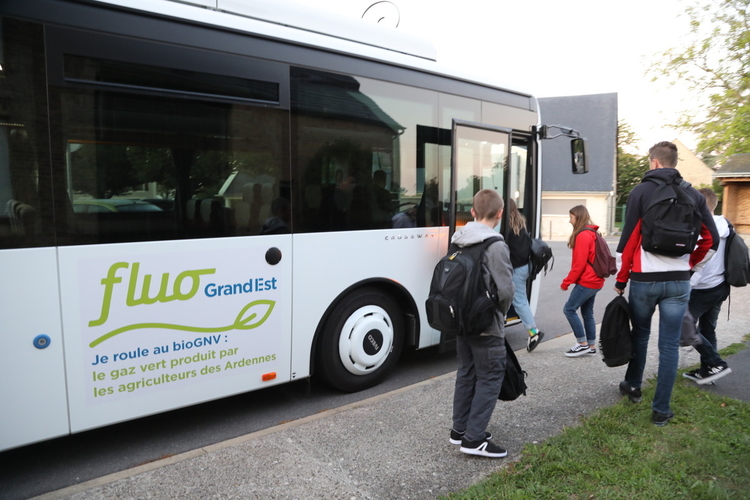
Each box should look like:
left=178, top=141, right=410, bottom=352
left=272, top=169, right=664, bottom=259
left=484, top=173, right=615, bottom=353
left=690, top=215, right=730, bottom=290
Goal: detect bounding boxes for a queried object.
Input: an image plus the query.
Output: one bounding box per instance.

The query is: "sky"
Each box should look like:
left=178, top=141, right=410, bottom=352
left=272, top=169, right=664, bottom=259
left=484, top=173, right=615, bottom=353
left=293, top=0, right=700, bottom=152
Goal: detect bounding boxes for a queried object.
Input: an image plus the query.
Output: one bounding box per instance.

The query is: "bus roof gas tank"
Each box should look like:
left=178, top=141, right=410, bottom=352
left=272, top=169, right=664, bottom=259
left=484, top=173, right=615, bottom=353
left=95, top=0, right=437, bottom=61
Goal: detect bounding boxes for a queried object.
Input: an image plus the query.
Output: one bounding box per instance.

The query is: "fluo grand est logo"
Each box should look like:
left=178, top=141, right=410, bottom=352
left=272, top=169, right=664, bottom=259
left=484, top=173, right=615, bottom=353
left=87, top=261, right=276, bottom=347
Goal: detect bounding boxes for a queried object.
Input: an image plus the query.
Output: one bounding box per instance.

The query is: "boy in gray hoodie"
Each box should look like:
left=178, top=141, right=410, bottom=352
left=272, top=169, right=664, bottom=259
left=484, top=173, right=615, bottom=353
left=449, top=189, right=514, bottom=458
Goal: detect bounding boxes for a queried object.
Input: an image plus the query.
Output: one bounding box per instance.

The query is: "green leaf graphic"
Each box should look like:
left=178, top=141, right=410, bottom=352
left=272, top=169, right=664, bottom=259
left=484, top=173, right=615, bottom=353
left=234, top=300, right=275, bottom=329
left=89, top=300, right=275, bottom=347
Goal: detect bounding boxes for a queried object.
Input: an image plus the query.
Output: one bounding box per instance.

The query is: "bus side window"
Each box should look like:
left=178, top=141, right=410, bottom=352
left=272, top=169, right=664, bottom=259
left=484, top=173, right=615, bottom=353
left=50, top=54, right=289, bottom=245
left=0, top=19, right=55, bottom=249
left=291, top=67, right=447, bottom=233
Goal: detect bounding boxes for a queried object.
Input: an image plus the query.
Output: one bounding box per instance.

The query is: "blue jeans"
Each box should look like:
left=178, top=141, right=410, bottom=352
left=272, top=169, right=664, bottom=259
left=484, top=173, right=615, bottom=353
left=689, top=282, right=730, bottom=368
left=563, top=284, right=600, bottom=345
left=625, top=280, right=691, bottom=415
left=512, top=263, right=536, bottom=330
left=452, top=335, right=506, bottom=443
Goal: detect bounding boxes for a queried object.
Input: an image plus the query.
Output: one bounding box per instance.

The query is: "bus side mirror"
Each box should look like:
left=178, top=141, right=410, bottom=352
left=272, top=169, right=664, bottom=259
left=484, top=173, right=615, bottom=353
left=571, top=138, right=587, bottom=174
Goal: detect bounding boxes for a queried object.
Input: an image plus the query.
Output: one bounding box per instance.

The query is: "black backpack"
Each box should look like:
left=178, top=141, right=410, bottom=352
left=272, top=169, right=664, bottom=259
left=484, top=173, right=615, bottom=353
left=498, top=338, right=527, bottom=401
left=641, top=177, right=700, bottom=256
left=582, top=228, right=617, bottom=278
left=724, top=221, right=750, bottom=287
left=529, top=238, right=554, bottom=282
left=599, top=295, right=632, bottom=367
left=425, top=237, right=501, bottom=337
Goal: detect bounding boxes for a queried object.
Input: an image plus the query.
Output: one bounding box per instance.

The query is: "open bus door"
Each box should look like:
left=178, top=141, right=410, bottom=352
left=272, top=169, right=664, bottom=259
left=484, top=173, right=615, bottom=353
left=438, top=120, right=511, bottom=353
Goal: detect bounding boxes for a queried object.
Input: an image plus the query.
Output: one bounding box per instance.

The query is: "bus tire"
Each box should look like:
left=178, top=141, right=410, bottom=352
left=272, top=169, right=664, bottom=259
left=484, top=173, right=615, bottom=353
left=316, top=288, right=404, bottom=392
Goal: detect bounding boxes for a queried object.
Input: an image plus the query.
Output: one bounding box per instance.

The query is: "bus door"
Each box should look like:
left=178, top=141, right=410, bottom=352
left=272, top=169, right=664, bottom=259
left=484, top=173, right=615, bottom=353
left=439, top=120, right=511, bottom=352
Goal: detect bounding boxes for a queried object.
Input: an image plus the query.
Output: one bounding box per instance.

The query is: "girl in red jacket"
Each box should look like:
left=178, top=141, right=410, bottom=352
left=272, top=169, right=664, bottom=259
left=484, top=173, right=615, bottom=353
left=560, top=205, right=605, bottom=357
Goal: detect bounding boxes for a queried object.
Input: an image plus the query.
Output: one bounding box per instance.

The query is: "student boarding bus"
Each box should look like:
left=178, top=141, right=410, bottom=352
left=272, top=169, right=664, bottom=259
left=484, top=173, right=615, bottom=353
left=0, top=0, right=586, bottom=451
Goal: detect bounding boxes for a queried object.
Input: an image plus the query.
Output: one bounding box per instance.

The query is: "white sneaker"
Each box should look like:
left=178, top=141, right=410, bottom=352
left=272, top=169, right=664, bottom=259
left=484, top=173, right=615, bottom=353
left=564, top=344, right=593, bottom=357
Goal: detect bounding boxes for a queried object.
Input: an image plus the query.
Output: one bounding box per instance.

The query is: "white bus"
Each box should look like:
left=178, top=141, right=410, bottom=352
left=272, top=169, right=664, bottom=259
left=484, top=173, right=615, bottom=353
left=0, top=0, right=584, bottom=451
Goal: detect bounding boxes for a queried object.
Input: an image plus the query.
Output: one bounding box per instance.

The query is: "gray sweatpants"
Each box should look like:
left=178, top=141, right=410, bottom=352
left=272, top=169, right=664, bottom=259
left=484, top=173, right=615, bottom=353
left=452, top=334, right=506, bottom=443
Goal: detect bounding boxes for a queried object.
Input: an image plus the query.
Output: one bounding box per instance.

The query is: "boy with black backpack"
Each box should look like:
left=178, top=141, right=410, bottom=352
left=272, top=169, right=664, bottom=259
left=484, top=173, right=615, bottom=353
left=614, top=141, right=719, bottom=427
left=448, top=189, right=514, bottom=458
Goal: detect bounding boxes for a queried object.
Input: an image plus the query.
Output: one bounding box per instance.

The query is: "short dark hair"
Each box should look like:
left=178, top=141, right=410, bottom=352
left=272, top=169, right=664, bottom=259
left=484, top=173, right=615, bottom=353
left=698, top=187, right=718, bottom=212
left=648, top=141, right=678, bottom=168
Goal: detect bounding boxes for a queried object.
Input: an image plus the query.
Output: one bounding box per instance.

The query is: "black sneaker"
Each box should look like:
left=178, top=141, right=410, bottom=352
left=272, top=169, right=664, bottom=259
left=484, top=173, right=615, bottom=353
left=526, top=330, right=545, bottom=352
left=652, top=410, right=675, bottom=427
left=460, top=438, right=508, bottom=458
left=682, top=368, right=702, bottom=383
left=449, top=429, right=492, bottom=445
left=619, top=380, right=642, bottom=403
left=688, top=365, right=733, bottom=385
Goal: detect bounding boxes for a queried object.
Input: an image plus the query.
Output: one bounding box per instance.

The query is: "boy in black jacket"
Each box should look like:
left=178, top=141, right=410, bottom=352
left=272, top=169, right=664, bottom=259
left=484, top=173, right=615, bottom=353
left=614, top=141, right=719, bottom=426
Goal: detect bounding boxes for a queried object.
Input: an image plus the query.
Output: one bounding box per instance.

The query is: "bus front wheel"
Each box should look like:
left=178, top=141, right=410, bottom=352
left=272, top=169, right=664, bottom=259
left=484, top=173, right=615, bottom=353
left=316, top=288, right=404, bottom=392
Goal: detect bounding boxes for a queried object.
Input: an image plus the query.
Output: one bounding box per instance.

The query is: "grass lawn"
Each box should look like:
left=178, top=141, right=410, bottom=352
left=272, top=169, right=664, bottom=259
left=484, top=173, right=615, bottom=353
left=443, top=339, right=750, bottom=500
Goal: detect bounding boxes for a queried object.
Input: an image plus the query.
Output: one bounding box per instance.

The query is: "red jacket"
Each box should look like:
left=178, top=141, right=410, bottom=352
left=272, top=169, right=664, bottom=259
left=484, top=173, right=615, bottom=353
left=561, top=225, right=605, bottom=290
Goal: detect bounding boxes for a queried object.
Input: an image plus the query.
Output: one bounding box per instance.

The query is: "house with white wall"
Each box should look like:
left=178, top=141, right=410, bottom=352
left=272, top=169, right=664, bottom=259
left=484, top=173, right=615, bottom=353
left=538, top=93, right=618, bottom=240
left=674, top=138, right=714, bottom=188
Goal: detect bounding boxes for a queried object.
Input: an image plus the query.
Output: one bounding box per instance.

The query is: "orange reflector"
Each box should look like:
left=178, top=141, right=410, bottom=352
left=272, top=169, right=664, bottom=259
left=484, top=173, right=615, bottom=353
left=262, top=372, right=277, bottom=382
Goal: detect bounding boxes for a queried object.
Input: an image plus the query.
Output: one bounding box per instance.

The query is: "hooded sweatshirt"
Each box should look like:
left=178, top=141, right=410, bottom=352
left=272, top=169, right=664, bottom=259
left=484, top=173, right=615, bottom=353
left=561, top=224, right=605, bottom=290
left=615, top=167, right=719, bottom=289
left=450, top=221, right=514, bottom=337
left=690, top=214, right=730, bottom=290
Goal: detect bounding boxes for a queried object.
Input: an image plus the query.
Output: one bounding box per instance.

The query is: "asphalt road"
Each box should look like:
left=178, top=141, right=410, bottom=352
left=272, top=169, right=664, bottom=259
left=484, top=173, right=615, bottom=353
left=505, top=238, right=620, bottom=344
left=0, top=239, right=614, bottom=500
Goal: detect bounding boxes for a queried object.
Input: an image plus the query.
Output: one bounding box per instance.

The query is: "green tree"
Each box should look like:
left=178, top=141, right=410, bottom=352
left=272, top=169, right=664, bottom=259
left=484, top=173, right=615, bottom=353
left=70, top=144, right=140, bottom=198
left=650, top=0, right=750, bottom=162
left=126, top=146, right=175, bottom=198
left=616, top=121, right=649, bottom=206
